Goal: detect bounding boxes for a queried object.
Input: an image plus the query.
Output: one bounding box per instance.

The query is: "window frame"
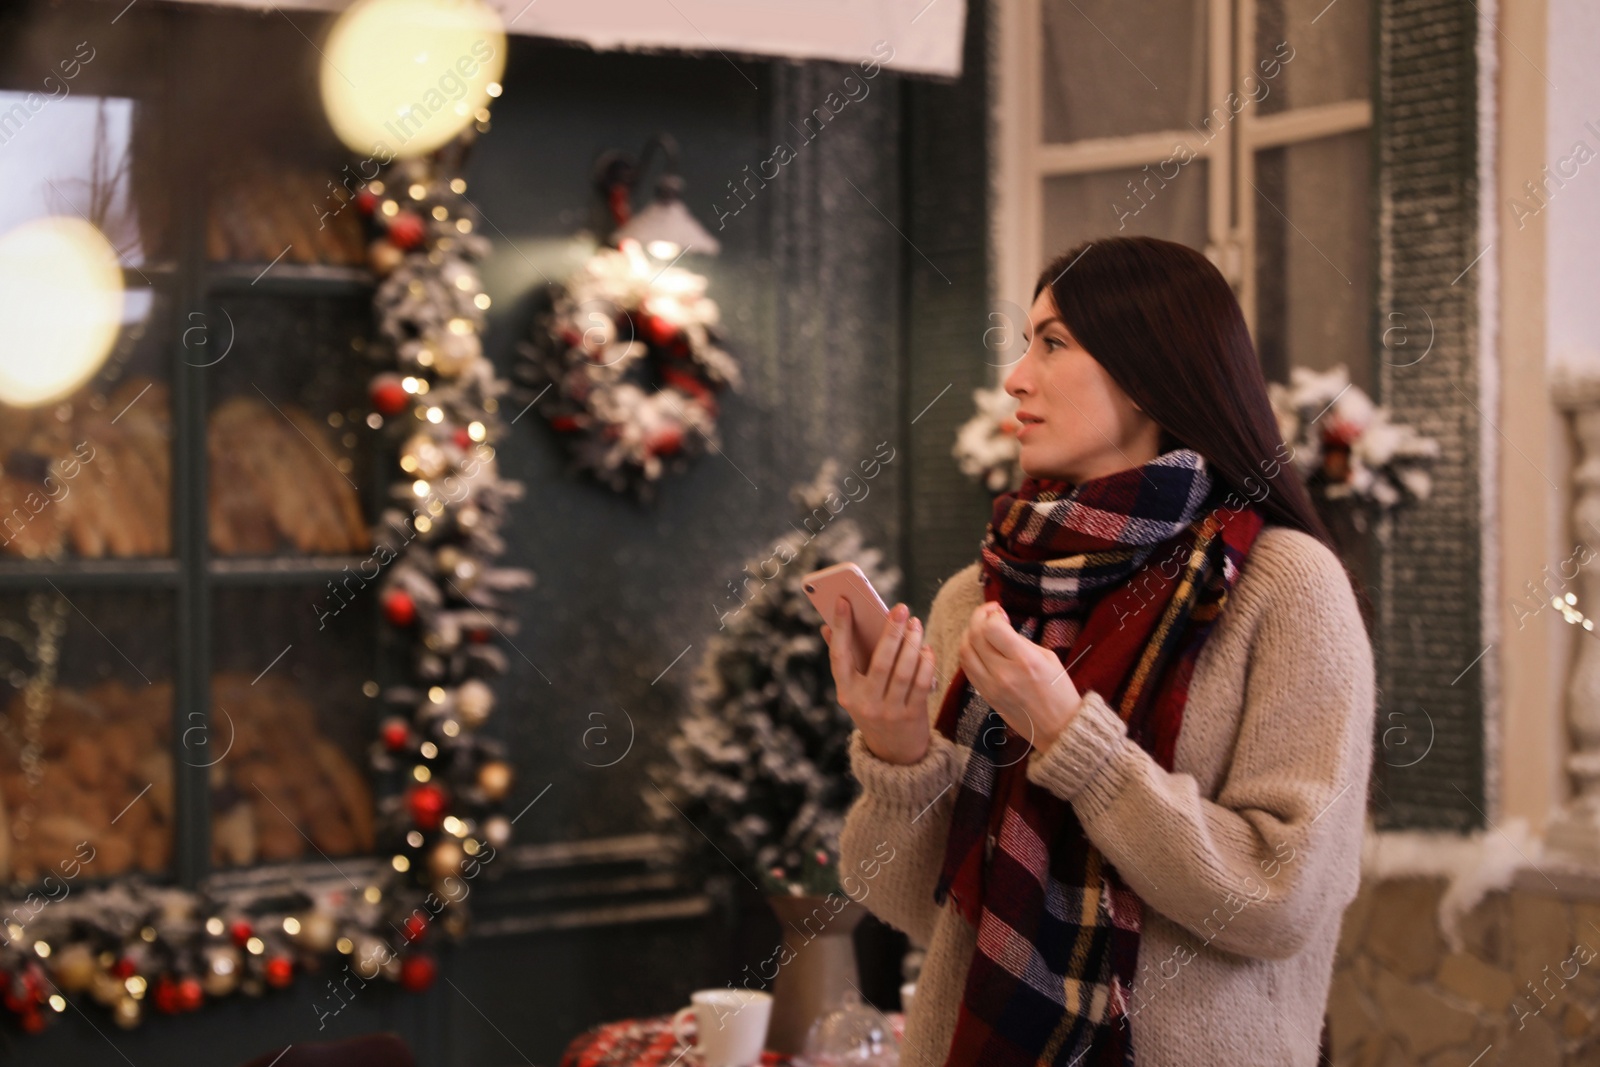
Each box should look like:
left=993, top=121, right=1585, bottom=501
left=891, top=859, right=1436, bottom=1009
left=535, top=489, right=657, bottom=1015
left=991, top=0, right=1373, bottom=349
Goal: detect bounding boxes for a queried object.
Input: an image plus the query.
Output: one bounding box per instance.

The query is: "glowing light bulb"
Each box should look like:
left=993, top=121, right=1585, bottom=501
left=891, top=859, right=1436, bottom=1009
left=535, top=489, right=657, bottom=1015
left=320, top=0, right=507, bottom=160
left=0, top=217, right=124, bottom=407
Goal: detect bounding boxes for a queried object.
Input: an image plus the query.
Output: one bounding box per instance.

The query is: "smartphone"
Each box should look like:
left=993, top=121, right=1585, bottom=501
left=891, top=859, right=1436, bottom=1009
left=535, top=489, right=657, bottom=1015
left=803, top=562, right=892, bottom=674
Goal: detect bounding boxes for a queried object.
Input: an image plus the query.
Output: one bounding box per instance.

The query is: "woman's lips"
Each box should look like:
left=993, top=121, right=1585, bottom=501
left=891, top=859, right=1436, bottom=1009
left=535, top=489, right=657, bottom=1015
left=1015, top=413, right=1043, bottom=440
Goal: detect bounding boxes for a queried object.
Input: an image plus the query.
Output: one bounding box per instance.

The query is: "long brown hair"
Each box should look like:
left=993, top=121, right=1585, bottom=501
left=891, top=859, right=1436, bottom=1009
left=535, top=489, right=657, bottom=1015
left=1033, top=235, right=1336, bottom=553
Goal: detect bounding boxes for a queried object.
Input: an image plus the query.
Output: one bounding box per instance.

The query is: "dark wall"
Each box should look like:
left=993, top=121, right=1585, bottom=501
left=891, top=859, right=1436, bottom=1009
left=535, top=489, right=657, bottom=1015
left=476, top=39, right=908, bottom=851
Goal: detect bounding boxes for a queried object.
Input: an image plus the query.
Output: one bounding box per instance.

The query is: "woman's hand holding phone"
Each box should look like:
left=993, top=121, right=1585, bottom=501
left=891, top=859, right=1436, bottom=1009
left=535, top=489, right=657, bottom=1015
left=822, top=597, right=936, bottom=766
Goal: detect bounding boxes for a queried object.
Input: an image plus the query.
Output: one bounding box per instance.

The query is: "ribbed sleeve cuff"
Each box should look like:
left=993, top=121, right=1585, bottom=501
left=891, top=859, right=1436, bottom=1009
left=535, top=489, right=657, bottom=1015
left=848, top=729, right=957, bottom=819
left=1025, top=689, right=1132, bottom=815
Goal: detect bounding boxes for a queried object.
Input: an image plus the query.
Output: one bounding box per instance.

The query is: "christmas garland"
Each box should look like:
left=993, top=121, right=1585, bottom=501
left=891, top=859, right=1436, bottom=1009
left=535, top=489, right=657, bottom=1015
left=513, top=237, right=740, bottom=496
left=0, top=133, right=531, bottom=1033
left=358, top=141, right=531, bottom=946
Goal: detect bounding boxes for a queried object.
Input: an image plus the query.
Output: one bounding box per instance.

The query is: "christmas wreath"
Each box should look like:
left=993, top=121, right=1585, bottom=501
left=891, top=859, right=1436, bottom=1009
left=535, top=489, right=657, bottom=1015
left=513, top=237, right=741, bottom=496
left=1267, top=364, right=1439, bottom=538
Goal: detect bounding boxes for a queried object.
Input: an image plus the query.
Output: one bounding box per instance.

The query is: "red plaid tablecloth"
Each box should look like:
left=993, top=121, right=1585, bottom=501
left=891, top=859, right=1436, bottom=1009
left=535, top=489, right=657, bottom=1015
left=559, top=1011, right=905, bottom=1067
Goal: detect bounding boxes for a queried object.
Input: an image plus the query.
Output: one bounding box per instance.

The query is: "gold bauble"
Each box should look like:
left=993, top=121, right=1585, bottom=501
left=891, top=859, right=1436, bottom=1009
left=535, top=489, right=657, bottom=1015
left=90, top=970, right=124, bottom=1007
left=477, top=760, right=513, bottom=801
left=403, top=434, right=449, bottom=480
left=483, top=814, right=512, bottom=849
left=112, top=994, right=142, bottom=1030
left=428, top=838, right=466, bottom=881
left=50, top=942, right=97, bottom=993
left=294, top=910, right=339, bottom=954
left=203, top=945, right=242, bottom=997
left=456, top=679, right=493, bottom=729
left=432, top=329, right=480, bottom=377
left=368, top=239, right=405, bottom=276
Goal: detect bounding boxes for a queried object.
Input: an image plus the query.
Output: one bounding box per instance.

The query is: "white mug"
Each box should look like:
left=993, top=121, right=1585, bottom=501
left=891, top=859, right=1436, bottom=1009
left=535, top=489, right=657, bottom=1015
left=670, top=989, right=772, bottom=1067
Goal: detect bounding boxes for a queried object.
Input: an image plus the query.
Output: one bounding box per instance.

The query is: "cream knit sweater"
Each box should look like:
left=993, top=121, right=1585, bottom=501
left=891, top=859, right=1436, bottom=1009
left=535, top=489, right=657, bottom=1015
left=838, top=525, right=1374, bottom=1067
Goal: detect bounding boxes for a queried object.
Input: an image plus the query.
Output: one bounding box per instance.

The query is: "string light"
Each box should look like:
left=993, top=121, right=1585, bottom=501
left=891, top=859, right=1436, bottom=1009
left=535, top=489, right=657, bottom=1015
left=1554, top=592, right=1596, bottom=631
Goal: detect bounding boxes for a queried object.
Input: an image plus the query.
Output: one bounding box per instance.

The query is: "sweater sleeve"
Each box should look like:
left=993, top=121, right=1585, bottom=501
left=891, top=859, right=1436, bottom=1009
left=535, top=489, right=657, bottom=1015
left=836, top=564, right=976, bottom=945
left=1023, top=533, right=1375, bottom=961
left=837, top=730, right=957, bottom=944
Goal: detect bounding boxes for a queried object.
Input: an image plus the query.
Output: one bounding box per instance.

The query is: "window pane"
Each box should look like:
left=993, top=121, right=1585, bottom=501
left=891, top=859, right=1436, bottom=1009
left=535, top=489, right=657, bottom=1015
left=1252, top=131, right=1373, bottom=391
left=1253, top=0, right=1372, bottom=115
left=210, top=586, right=377, bottom=868
left=0, top=288, right=172, bottom=561
left=1041, top=0, right=1209, bottom=142
left=0, top=92, right=169, bottom=268
left=191, top=15, right=370, bottom=268
left=0, top=590, right=174, bottom=883
left=1042, top=161, right=1209, bottom=270
left=205, top=291, right=375, bottom=558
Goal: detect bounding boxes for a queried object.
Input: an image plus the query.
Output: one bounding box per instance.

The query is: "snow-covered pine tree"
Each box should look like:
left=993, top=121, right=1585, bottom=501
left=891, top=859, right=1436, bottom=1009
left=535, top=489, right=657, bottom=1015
left=647, top=460, right=900, bottom=897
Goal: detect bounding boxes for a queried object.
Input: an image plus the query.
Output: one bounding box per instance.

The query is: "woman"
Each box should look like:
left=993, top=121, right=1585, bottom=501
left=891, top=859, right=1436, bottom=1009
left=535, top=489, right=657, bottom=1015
left=825, top=236, right=1373, bottom=1067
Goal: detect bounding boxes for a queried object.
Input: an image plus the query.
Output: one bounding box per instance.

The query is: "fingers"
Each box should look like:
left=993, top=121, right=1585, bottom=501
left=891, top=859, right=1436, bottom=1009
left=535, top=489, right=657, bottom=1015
left=959, top=614, right=994, bottom=679
left=975, top=602, right=1020, bottom=660
left=827, top=596, right=855, bottom=680
left=912, top=645, right=936, bottom=705
left=866, top=602, right=911, bottom=698
left=884, top=615, right=925, bottom=708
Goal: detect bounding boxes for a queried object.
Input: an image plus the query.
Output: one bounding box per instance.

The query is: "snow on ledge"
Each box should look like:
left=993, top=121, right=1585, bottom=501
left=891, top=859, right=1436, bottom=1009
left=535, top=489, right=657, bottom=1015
left=1361, top=821, right=1541, bottom=950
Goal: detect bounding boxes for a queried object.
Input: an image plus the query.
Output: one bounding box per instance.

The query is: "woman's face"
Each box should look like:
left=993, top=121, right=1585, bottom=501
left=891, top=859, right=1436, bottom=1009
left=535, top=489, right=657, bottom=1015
left=1003, top=289, right=1163, bottom=484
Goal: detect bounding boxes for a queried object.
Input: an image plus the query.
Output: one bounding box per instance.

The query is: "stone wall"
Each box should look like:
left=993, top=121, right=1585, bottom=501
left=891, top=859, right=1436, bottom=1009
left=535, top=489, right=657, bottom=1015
left=1330, top=873, right=1600, bottom=1065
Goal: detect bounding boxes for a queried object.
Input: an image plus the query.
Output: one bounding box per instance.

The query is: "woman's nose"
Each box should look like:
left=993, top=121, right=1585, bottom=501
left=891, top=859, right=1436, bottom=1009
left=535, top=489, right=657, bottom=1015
left=1004, top=360, right=1030, bottom=398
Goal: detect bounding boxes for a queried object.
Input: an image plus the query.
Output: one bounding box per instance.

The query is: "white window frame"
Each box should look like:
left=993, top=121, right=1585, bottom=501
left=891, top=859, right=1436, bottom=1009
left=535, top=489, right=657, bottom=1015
left=991, top=0, right=1373, bottom=347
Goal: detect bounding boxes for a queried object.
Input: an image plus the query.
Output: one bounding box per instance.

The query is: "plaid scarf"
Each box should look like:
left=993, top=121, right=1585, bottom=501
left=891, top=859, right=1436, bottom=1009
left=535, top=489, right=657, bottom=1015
left=932, top=448, right=1264, bottom=1067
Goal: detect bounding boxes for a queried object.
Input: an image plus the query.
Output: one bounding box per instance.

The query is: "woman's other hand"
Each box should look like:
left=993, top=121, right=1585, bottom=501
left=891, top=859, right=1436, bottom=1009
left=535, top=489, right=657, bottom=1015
left=822, top=597, right=936, bottom=765
left=958, top=601, right=1084, bottom=759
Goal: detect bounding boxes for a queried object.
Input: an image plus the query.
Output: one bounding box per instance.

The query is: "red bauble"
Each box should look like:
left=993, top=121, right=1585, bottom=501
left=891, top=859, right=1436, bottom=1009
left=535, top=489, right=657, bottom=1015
left=153, top=976, right=183, bottom=1014
left=402, top=914, right=429, bottom=943
left=371, top=375, right=409, bottom=417
left=453, top=428, right=472, bottom=449
left=2, top=981, right=27, bottom=1014
left=383, top=590, right=417, bottom=628
left=264, top=957, right=294, bottom=989
left=388, top=213, right=426, bottom=250
left=110, top=957, right=137, bottom=979
left=355, top=189, right=378, bottom=215
left=467, top=627, right=491, bottom=644
left=381, top=718, right=411, bottom=752
left=640, top=313, right=678, bottom=346
left=229, top=921, right=254, bottom=948
left=176, top=976, right=204, bottom=1012
left=399, top=954, right=437, bottom=993
left=645, top=426, right=683, bottom=457
left=19, top=1007, right=45, bottom=1034
left=406, top=783, right=447, bottom=830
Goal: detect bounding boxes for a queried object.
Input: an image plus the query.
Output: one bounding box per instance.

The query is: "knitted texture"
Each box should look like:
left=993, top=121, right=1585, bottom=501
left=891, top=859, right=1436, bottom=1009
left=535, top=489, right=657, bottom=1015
left=838, top=525, right=1375, bottom=1067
